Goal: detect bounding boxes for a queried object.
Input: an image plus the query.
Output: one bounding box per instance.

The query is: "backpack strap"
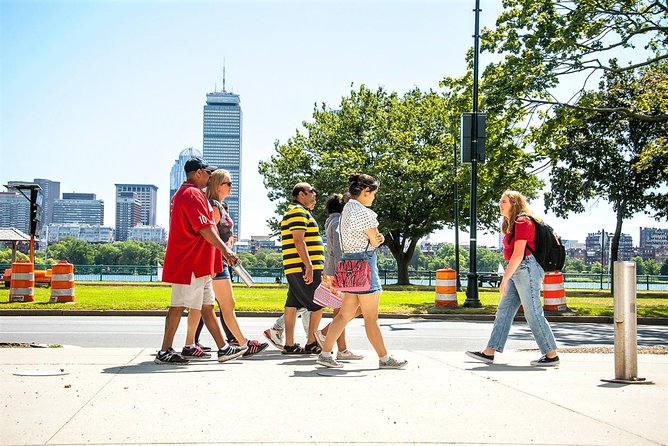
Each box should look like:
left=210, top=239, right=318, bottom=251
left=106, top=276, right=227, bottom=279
left=509, top=214, right=536, bottom=259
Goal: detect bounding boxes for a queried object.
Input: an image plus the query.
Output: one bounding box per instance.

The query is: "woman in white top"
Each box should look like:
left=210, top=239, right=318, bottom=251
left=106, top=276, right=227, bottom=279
left=316, top=174, right=407, bottom=369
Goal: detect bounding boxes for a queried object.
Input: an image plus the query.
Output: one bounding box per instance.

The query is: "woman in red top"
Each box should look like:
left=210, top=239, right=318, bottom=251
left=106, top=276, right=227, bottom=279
left=466, top=190, right=560, bottom=366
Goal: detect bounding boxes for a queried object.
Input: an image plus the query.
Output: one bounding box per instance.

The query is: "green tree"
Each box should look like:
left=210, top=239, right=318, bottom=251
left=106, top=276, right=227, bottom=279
left=482, top=0, right=667, bottom=123
left=0, top=248, right=28, bottom=264
left=644, top=259, right=660, bottom=275
left=259, top=85, right=540, bottom=284
left=563, top=257, right=586, bottom=273
left=238, top=252, right=257, bottom=268
left=477, top=247, right=504, bottom=272
left=660, top=258, right=668, bottom=275
left=47, top=237, right=94, bottom=265
left=377, top=252, right=397, bottom=271
left=590, top=261, right=605, bottom=274
left=543, top=67, right=667, bottom=283
left=632, top=256, right=647, bottom=275
left=95, top=243, right=122, bottom=265
left=117, top=241, right=151, bottom=265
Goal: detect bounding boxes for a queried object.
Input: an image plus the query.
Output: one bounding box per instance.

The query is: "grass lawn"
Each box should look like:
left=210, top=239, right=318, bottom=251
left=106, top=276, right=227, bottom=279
left=0, top=283, right=666, bottom=318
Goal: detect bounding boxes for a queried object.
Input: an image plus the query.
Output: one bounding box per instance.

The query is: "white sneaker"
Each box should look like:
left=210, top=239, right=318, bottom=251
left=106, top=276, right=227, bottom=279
left=263, top=328, right=284, bottom=349
left=379, top=356, right=407, bottom=369
left=316, top=353, right=343, bottom=368
left=313, top=330, right=326, bottom=350
left=337, top=349, right=364, bottom=360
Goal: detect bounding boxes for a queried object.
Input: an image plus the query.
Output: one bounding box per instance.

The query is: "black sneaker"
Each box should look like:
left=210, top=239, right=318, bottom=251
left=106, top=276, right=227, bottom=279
left=530, top=355, right=560, bottom=366
left=465, top=350, right=494, bottom=364
left=181, top=345, right=212, bottom=359
left=154, top=348, right=189, bottom=364
left=217, top=344, right=248, bottom=363
left=196, top=342, right=212, bottom=352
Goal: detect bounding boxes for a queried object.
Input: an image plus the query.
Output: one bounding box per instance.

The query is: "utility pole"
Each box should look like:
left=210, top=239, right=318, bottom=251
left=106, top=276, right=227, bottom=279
left=462, top=0, right=484, bottom=308
left=454, top=140, right=462, bottom=291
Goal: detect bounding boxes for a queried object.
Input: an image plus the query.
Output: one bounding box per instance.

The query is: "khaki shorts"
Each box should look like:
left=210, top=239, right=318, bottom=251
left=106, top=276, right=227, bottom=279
left=170, top=273, right=215, bottom=310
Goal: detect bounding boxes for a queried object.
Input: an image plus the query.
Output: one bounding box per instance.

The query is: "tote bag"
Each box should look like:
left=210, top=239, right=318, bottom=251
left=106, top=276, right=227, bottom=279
left=333, top=258, right=371, bottom=292
left=313, top=277, right=343, bottom=309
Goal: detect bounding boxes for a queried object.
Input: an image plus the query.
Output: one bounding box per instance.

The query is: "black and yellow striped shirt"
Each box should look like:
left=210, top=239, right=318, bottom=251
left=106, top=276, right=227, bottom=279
left=281, top=203, right=325, bottom=275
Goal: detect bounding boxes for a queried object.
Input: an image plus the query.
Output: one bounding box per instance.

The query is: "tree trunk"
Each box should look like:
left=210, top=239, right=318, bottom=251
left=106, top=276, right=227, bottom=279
left=385, top=231, right=419, bottom=286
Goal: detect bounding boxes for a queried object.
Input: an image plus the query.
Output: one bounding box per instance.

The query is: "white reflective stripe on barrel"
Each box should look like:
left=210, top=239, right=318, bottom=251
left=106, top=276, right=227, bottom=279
left=435, top=279, right=456, bottom=287
left=543, top=283, right=565, bottom=291
left=52, top=273, right=75, bottom=281
left=51, top=288, right=75, bottom=296
left=12, top=273, right=34, bottom=280
left=10, top=288, right=34, bottom=295
left=435, top=293, right=457, bottom=299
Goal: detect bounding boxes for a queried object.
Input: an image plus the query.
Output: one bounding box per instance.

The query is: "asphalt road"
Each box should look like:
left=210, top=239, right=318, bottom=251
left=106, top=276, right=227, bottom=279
left=1, top=315, right=666, bottom=351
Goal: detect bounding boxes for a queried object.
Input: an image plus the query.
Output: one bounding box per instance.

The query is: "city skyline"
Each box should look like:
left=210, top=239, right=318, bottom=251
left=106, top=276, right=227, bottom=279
left=1, top=1, right=665, bottom=246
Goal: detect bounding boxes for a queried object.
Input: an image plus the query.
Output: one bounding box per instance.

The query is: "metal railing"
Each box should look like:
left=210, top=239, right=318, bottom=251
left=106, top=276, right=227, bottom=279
left=1, top=263, right=667, bottom=291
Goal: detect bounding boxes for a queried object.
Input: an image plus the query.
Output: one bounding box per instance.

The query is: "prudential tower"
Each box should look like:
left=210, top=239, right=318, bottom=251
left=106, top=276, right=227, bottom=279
left=203, top=67, right=242, bottom=237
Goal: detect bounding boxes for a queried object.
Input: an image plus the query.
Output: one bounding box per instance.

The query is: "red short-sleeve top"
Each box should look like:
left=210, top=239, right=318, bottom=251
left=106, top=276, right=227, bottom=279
left=162, top=181, right=216, bottom=284
left=502, top=216, right=536, bottom=261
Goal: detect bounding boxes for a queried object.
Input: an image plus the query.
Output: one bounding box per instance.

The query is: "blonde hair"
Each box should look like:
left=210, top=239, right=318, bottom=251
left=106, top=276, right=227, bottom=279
left=206, top=169, right=231, bottom=201
left=500, top=190, right=542, bottom=234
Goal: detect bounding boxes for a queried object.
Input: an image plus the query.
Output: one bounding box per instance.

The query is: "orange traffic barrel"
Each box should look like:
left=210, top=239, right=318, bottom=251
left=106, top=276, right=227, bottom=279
left=49, top=261, right=75, bottom=303
left=10, top=260, right=35, bottom=303
left=435, top=268, right=457, bottom=307
left=543, top=272, right=566, bottom=311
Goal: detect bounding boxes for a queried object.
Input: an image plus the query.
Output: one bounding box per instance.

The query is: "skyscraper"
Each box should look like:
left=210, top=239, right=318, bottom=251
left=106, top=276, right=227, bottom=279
left=115, top=191, right=142, bottom=241
left=203, top=69, right=242, bottom=236
left=115, top=184, right=158, bottom=226
left=169, top=147, right=203, bottom=204
left=33, top=179, right=60, bottom=226
left=0, top=191, right=30, bottom=233
left=52, top=193, right=104, bottom=225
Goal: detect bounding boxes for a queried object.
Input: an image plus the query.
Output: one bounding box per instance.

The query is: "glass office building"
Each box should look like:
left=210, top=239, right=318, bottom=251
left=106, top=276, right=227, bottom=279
left=203, top=86, right=242, bottom=237
left=115, top=184, right=158, bottom=227
left=52, top=195, right=104, bottom=226
left=169, top=147, right=203, bottom=205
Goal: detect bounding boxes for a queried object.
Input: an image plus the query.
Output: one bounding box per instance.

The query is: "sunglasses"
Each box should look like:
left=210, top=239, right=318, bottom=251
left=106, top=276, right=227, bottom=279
left=223, top=181, right=233, bottom=186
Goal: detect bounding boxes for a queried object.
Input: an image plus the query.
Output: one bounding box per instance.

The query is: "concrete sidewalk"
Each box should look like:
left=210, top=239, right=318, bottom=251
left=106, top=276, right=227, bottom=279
left=1, top=347, right=666, bottom=446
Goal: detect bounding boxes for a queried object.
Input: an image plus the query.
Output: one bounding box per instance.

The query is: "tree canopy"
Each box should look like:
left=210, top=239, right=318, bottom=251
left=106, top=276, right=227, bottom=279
left=259, top=85, right=540, bottom=284
left=482, top=0, right=668, bottom=122
left=45, top=238, right=165, bottom=266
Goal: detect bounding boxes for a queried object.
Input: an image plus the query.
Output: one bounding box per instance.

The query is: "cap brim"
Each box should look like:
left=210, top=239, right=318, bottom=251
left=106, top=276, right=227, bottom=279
left=204, top=165, right=218, bottom=173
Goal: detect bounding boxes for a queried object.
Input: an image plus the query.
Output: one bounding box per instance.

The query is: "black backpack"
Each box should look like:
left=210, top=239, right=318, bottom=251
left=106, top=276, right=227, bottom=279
left=509, top=216, right=566, bottom=272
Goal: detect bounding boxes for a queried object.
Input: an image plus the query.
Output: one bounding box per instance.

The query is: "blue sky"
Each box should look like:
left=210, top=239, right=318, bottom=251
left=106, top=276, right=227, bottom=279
left=1, top=0, right=665, bottom=246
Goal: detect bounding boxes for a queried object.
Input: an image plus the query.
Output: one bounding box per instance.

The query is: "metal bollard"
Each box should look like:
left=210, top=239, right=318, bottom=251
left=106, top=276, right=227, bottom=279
left=601, top=262, right=652, bottom=385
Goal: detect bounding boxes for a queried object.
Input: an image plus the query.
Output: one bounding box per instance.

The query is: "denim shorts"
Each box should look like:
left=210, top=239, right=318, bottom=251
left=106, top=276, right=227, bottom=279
left=341, top=249, right=382, bottom=295
left=213, top=264, right=231, bottom=281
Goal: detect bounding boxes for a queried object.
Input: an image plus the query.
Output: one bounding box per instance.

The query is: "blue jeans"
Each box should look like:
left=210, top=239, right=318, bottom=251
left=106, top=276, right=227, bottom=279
left=487, top=255, right=557, bottom=355
left=341, top=249, right=382, bottom=294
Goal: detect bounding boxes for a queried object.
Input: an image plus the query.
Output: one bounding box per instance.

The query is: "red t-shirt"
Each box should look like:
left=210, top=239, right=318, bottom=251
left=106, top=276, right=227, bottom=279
left=502, top=216, right=536, bottom=261
left=162, top=181, right=217, bottom=284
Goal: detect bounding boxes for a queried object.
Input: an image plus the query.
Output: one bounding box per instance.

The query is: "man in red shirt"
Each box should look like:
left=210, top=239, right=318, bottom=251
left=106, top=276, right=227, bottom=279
left=155, top=157, right=247, bottom=364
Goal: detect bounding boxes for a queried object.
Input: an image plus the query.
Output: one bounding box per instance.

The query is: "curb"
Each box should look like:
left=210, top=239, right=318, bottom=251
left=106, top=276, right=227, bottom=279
left=0, top=309, right=666, bottom=325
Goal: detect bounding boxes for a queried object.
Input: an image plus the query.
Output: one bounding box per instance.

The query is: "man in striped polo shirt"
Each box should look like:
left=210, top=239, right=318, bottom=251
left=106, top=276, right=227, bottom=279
left=279, top=182, right=325, bottom=354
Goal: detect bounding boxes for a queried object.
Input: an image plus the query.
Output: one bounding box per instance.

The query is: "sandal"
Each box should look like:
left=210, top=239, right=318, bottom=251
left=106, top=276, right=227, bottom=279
left=304, top=342, right=322, bottom=354
left=282, top=343, right=308, bottom=355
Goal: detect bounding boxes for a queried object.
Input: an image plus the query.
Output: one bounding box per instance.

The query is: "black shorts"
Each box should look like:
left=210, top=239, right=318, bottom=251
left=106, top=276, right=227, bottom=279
left=285, top=270, right=323, bottom=311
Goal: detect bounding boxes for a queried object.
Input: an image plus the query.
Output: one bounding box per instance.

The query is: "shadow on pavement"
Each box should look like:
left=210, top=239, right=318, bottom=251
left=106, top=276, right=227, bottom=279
left=510, top=323, right=667, bottom=346
left=465, top=363, right=546, bottom=372
left=102, top=361, right=229, bottom=374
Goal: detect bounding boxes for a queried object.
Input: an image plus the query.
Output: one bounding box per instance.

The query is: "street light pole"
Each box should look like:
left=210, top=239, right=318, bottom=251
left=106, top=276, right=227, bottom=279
left=454, top=140, right=462, bottom=291
left=463, top=0, right=482, bottom=307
